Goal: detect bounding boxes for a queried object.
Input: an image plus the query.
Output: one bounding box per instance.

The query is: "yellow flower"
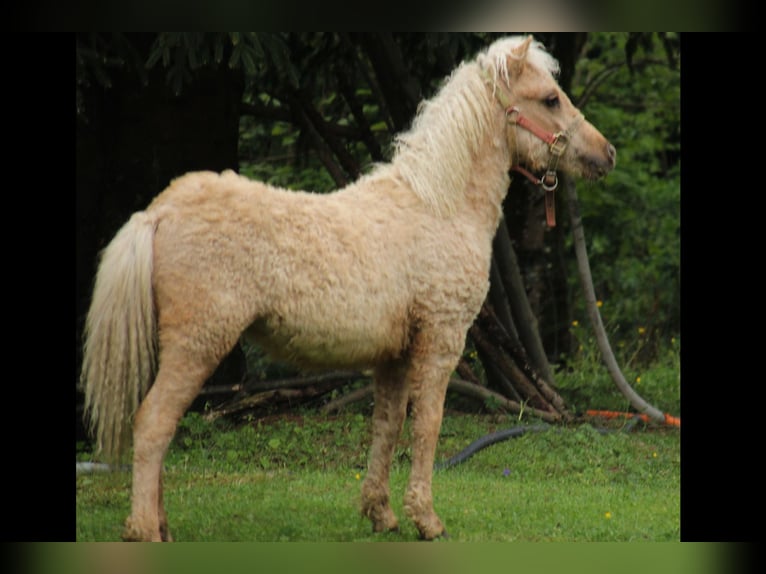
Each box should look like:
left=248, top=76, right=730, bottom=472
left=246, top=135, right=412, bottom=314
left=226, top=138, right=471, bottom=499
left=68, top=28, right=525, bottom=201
left=638, top=327, right=646, bottom=335
left=652, top=452, right=658, bottom=458
left=596, top=300, right=603, bottom=308
left=635, top=376, right=641, bottom=384
left=604, top=512, right=612, bottom=520
left=355, top=473, right=361, bottom=480
left=572, top=320, right=579, bottom=327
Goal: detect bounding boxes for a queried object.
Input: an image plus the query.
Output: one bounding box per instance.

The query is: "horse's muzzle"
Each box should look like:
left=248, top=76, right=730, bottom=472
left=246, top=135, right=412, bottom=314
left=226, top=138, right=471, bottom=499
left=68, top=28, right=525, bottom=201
left=585, top=142, right=617, bottom=179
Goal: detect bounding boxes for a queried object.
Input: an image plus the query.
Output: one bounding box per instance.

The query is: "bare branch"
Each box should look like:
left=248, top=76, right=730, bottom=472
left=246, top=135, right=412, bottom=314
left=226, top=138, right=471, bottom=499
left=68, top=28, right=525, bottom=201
left=447, top=379, right=562, bottom=424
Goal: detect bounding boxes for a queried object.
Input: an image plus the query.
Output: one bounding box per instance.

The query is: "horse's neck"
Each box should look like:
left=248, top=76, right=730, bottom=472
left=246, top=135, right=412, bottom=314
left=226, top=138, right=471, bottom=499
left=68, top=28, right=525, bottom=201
left=459, top=115, right=511, bottom=233
left=360, top=101, right=510, bottom=235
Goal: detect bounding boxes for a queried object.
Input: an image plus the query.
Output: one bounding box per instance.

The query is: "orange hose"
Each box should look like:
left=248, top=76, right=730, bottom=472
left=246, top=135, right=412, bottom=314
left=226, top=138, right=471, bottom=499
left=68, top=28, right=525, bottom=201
left=663, top=412, right=681, bottom=427
left=585, top=409, right=680, bottom=427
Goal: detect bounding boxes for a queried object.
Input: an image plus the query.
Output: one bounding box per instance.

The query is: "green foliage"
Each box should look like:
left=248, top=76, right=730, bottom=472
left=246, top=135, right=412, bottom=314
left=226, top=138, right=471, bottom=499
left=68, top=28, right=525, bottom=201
left=569, top=33, right=680, bottom=350
left=239, top=159, right=336, bottom=194
left=145, top=33, right=298, bottom=95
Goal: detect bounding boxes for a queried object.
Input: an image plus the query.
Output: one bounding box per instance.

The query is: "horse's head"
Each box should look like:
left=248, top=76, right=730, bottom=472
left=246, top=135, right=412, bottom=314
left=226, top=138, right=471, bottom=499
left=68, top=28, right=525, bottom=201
left=481, top=36, right=616, bottom=184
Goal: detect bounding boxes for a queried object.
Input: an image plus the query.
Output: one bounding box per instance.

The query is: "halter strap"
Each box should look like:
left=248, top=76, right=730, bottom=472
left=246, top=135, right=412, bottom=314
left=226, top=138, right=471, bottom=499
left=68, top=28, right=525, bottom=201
left=507, top=106, right=559, bottom=146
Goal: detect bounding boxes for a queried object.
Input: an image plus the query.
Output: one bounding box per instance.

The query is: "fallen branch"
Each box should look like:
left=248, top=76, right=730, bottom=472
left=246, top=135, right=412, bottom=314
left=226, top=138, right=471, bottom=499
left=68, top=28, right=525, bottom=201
left=321, top=383, right=374, bottom=413
left=447, top=378, right=562, bottom=423
left=204, top=375, right=358, bottom=420
left=204, top=389, right=297, bottom=420
left=201, top=362, right=565, bottom=423
left=315, top=372, right=562, bottom=423
left=200, top=370, right=364, bottom=396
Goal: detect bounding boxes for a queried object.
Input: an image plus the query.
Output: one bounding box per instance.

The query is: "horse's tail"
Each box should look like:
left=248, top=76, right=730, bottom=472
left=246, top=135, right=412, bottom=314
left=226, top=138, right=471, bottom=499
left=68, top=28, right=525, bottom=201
left=80, top=210, right=159, bottom=463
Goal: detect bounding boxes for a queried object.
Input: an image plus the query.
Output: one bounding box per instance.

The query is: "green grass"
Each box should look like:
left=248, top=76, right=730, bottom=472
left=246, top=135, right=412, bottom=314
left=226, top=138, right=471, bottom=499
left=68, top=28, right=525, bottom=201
left=77, top=412, right=679, bottom=541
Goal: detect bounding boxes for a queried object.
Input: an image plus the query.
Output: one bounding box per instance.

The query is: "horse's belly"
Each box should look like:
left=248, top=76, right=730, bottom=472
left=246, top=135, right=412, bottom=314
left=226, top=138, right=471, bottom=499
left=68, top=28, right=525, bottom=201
left=245, top=306, right=409, bottom=370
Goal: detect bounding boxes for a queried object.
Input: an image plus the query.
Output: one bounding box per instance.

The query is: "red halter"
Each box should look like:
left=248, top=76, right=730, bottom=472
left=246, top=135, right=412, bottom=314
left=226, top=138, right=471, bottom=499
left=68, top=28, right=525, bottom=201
left=505, top=105, right=584, bottom=228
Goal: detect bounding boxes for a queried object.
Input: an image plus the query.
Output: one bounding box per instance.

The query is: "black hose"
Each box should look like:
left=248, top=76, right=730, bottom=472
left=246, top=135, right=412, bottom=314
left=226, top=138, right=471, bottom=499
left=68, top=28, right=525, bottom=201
left=434, top=424, right=550, bottom=471
left=434, top=417, right=645, bottom=471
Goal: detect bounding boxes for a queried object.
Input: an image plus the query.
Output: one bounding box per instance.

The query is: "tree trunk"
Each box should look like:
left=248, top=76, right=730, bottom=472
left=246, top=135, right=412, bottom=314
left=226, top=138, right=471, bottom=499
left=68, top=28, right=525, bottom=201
left=491, top=217, right=555, bottom=384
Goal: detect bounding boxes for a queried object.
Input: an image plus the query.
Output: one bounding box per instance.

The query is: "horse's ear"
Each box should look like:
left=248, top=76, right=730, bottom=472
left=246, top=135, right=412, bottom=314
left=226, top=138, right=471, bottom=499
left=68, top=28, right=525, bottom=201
left=512, top=36, right=534, bottom=59
left=508, top=36, right=534, bottom=76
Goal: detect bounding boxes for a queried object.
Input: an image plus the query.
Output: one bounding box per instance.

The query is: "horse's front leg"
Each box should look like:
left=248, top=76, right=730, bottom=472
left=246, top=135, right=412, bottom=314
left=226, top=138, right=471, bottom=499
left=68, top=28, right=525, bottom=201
left=361, top=360, right=410, bottom=533
left=403, top=343, right=459, bottom=540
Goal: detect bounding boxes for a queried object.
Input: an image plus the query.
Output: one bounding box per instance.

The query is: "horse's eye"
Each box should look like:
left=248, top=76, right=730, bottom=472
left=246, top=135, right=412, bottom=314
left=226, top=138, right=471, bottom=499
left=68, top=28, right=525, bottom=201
left=544, top=95, right=560, bottom=109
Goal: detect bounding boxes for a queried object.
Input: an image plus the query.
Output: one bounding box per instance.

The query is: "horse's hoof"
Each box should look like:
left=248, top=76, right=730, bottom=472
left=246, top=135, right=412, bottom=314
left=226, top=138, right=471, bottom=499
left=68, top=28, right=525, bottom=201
left=364, top=501, right=400, bottom=534
left=122, top=518, right=164, bottom=542
left=417, top=526, right=448, bottom=541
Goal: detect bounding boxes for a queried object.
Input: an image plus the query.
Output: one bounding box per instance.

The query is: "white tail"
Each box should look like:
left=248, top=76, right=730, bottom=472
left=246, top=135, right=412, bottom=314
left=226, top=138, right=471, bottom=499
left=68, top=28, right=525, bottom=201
left=80, top=211, right=158, bottom=462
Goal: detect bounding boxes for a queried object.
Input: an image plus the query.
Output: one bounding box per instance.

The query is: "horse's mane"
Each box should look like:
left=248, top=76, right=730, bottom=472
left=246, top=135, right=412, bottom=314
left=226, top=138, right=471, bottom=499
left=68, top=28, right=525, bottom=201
left=383, top=36, right=559, bottom=216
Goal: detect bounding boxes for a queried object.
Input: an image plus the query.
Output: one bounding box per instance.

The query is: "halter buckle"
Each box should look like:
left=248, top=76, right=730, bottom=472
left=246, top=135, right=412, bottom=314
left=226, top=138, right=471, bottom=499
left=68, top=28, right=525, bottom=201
left=549, top=134, right=568, bottom=157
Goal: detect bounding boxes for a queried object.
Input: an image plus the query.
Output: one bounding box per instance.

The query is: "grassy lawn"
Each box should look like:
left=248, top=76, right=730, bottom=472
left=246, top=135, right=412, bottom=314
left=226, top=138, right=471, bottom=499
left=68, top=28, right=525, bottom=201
left=76, top=412, right=679, bottom=542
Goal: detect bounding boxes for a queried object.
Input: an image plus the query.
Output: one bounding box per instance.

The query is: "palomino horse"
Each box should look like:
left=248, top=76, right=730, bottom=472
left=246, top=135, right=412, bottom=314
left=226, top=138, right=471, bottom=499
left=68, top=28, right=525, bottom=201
left=81, top=35, right=615, bottom=541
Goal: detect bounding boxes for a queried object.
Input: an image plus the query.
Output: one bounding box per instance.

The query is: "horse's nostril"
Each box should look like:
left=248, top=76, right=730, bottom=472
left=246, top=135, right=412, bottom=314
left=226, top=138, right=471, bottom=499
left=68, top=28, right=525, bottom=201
left=607, top=143, right=616, bottom=164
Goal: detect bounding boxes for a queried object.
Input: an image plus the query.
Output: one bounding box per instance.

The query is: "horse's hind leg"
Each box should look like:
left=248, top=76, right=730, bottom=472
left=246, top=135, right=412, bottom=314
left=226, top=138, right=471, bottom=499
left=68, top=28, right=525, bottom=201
left=122, top=349, right=215, bottom=542
left=361, top=360, right=410, bottom=533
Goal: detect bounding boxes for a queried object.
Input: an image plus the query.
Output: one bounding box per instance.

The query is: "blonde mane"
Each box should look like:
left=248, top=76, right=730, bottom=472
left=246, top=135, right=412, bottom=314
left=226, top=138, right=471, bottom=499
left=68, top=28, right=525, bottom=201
left=387, top=36, right=560, bottom=216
